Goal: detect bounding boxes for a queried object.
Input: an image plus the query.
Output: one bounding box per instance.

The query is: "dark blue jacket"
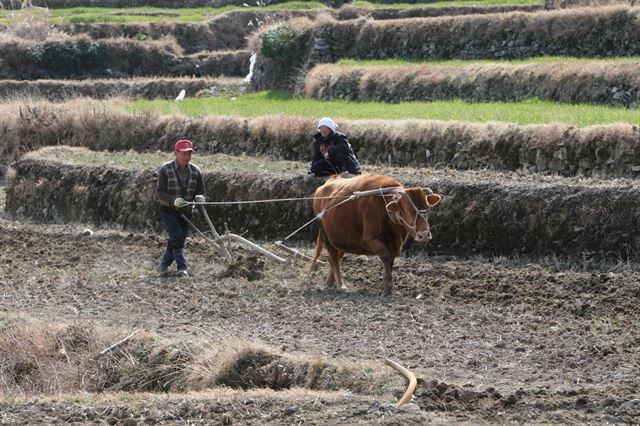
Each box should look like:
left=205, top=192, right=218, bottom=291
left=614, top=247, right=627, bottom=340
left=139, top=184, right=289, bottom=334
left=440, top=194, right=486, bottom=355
left=311, top=131, right=361, bottom=176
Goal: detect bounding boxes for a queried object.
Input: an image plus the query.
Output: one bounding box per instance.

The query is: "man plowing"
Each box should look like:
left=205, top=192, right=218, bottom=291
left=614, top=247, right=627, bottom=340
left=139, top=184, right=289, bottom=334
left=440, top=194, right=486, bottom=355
left=156, top=139, right=206, bottom=276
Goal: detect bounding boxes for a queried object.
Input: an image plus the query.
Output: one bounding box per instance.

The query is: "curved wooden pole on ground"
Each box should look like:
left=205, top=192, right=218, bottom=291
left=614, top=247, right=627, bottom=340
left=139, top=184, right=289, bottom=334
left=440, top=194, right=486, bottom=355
left=182, top=214, right=286, bottom=263
left=385, top=358, right=417, bottom=407
left=274, top=241, right=326, bottom=264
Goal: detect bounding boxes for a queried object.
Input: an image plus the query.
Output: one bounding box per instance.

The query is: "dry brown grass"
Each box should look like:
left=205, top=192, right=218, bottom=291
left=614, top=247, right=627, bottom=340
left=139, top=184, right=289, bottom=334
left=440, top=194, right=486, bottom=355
left=248, top=115, right=313, bottom=159
left=3, top=104, right=640, bottom=178
left=58, top=18, right=257, bottom=54
left=0, top=315, right=395, bottom=396
left=202, top=340, right=392, bottom=395
left=337, top=3, right=544, bottom=20
left=0, top=35, right=188, bottom=80
left=0, top=316, right=127, bottom=394
left=0, top=7, right=67, bottom=42
left=319, top=5, right=640, bottom=60
left=554, top=0, right=634, bottom=7
left=302, top=61, right=640, bottom=107
left=0, top=77, right=246, bottom=102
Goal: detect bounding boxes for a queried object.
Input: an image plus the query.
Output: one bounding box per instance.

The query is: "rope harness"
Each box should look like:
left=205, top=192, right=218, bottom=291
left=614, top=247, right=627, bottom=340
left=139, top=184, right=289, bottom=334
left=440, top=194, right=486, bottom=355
left=187, top=186, right=435, bottom=241
left=282, top=194, right=355, bottom=241
left=383, top=189, right=432, bottom=238
left=193, top=194, right=346, bottom=205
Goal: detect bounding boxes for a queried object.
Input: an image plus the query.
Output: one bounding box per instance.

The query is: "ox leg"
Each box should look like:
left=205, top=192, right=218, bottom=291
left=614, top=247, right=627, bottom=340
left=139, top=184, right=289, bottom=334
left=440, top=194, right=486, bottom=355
left=316, top=228, right=335, bottom=288
left=325, top=265, right=336, bottom=288
left=326, top=247, right=347, bottom=291
left=335, top=250, right=347, bottom=291
left=379, top=256, right=395, bottom=299
left=364, top=239, right=394, bottom=298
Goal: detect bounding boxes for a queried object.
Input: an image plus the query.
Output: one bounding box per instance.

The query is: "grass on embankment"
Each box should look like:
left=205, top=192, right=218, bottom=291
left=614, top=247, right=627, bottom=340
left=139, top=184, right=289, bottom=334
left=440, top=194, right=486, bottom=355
left=0, top=0, right=541, bottom=25
left=33, top=147, right=303, bottom=175
left=29, top=146, right=640, bottom=188
left=336, top=56, right=640, bottom=67
left=0, top=313, right=394, bottom=396
left=128, top=90, right=640, bottom=126
left=352, top=0, right=544, bottom=7
left=0, top=2, right=326, bottom=24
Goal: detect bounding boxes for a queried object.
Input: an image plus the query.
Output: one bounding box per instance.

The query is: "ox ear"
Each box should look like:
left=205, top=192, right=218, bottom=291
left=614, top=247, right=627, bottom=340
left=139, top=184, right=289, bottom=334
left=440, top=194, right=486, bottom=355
left=386, top=200, right=400, bottom=213
left=386, top=201, right=402, bottom=224
left=426, top=194, right=442, bottom=207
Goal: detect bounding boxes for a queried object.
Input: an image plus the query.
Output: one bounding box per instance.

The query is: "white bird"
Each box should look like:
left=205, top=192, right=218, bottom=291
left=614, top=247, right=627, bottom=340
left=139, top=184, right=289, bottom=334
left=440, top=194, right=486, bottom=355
left=175, top=89, right=186, bottom=101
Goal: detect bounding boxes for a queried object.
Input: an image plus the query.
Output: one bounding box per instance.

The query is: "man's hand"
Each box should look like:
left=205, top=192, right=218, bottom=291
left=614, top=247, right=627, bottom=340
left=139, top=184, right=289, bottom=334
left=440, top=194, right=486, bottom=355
left=174, top=197, right=188, bottom=208
left=194, top=195, right=205, bottom=203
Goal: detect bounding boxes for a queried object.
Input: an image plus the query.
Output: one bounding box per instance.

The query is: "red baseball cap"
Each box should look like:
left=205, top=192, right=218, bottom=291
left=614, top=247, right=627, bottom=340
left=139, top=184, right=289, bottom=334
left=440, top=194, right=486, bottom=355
left=174, top=139, right=193, bottom=152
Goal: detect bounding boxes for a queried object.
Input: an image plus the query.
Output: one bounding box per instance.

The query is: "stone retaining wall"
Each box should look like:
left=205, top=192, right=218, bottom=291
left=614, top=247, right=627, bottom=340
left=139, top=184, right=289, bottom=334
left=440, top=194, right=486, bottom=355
left=310, top=6, right=640, bottom=62
left=52, top=5, right=545, bottom=55
left=57, top=10, right=324, bottom=53
left=3, top=111, right=640, bottom=178
left=0, top=78, right=246, bottom=101
left=0, top=38, right=250, bottom=79
left=302, top=62, right=640, bottom=108
left=7, top=157, right=640, bottom=259
left=0, top=0, right=333, bottom=9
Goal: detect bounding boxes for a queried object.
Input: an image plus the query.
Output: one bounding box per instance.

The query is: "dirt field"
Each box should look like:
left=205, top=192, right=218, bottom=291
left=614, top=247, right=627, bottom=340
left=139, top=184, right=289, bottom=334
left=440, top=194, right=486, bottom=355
left=1, top=180, right=639, bottom=425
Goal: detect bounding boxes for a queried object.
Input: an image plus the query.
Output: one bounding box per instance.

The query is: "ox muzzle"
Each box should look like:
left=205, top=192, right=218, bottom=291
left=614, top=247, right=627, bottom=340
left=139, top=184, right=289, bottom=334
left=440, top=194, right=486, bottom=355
left=386, top=191, right=433, bottom=242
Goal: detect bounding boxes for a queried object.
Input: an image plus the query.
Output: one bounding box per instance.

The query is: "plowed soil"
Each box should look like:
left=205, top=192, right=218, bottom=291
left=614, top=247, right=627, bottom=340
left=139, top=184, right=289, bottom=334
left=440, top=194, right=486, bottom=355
left=0, top=182, right=639, bottom=425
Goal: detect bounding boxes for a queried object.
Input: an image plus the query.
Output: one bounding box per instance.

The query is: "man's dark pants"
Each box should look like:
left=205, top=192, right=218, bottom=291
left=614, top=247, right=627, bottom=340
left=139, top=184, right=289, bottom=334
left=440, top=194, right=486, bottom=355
left=159, top=205, right=189, bottom=271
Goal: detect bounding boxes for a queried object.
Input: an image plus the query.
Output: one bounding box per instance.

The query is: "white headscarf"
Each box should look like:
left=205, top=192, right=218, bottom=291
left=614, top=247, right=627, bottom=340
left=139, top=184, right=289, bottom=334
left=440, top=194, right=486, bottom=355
left=317, top=117, right=338, bottom=133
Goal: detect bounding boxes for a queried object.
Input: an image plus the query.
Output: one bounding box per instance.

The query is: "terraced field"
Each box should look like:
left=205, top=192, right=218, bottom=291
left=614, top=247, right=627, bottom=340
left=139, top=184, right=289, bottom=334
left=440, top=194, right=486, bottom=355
left=1, top=1, right=639, bottom=425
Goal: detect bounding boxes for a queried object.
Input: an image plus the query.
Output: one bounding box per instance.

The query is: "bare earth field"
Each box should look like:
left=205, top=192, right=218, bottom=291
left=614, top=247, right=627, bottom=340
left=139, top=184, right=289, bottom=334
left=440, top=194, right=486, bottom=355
left=0, top=181, right=639, bottom=424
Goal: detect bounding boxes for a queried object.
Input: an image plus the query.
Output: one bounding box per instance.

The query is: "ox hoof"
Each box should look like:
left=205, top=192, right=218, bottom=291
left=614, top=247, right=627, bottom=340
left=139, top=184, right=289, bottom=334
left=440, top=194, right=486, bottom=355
left=326, top=284, right=348, bottom=293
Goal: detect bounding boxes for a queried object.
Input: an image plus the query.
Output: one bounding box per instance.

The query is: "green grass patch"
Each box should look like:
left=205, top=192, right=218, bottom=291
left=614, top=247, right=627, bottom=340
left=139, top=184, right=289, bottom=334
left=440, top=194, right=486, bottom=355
left=336, top=56, right=640, bottom=67
left=352, top=0, right=543, bottom=8
left=0, top=2, right=326, bottom=24
left=127, top=90, right=640, bottom=126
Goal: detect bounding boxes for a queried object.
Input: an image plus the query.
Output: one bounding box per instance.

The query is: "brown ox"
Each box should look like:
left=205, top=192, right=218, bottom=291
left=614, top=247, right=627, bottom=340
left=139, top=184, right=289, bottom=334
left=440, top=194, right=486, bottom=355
left=311, top=174, right=441, bottom=297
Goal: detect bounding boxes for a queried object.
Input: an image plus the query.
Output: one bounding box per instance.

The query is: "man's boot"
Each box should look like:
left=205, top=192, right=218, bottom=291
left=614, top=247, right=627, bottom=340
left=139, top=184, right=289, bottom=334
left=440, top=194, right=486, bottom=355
left=174, top=248, right=188, bottom=276
left=158, top=247, right=174, bottom=275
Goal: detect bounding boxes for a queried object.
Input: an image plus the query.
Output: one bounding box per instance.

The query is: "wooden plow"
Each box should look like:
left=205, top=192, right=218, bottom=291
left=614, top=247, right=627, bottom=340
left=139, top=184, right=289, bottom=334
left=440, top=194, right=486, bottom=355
left=181, top=188, right=404, bottom=265
left=180, top=188, right=399, bottom=266
left=181, top=203, right=319, bottom=265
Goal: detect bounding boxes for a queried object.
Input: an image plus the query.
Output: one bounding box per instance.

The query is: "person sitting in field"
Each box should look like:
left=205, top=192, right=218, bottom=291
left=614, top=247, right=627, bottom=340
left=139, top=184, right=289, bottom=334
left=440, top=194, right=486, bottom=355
left=310, top=117, right=361, bottom=177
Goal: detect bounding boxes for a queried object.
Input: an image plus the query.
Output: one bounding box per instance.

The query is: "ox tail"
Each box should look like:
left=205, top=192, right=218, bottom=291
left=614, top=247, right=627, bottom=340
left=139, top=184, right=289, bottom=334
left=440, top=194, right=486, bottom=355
left=309, top=232, right=324, bottom=272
